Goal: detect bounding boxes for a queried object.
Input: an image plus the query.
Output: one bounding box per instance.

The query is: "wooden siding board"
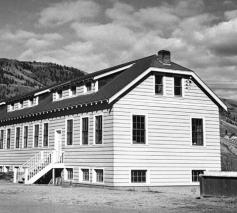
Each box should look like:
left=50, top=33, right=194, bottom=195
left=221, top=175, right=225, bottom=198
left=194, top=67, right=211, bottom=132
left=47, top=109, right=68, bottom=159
left=112, top=74, right=221, bottom=186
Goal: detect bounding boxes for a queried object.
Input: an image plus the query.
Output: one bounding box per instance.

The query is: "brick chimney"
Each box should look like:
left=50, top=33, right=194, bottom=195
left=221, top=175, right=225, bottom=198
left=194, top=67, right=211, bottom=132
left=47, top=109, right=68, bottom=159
left=157, top=50, right=171, bottom=65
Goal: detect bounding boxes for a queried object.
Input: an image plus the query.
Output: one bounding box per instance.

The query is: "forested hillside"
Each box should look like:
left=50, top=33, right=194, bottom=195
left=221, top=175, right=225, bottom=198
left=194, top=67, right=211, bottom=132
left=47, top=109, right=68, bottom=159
left=0, top=58, right=85, bottom=100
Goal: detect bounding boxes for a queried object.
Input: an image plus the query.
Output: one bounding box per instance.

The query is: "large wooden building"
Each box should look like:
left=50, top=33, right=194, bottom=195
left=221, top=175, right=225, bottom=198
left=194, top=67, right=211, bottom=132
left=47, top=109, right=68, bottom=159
left=0, top=50, right=227, bottom=187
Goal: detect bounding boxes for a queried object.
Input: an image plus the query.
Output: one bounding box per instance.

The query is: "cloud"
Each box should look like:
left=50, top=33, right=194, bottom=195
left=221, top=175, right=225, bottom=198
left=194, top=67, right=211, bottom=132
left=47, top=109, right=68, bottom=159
left=38, top=0, right=100, bottom=27
left=8, top=0, right=237, bottom=100
left=0, top=29, right=37, bottom=41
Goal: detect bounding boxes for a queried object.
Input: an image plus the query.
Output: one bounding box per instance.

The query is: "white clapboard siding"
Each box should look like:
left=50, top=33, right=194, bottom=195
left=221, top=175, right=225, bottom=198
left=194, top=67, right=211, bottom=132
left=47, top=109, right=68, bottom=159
left=0, top=108, right=113, bottom=185
left=112, top=74, right=221, bottom=186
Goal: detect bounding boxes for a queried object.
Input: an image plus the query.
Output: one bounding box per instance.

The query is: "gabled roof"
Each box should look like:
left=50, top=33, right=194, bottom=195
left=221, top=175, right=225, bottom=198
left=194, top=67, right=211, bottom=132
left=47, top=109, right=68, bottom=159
left=0, top=52, right=227, bottom=125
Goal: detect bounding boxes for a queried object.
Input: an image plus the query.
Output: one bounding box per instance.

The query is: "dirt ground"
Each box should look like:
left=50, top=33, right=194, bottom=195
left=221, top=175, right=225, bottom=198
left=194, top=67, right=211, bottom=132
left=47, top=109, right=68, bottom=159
left=0, top=183, right=236, bottom=213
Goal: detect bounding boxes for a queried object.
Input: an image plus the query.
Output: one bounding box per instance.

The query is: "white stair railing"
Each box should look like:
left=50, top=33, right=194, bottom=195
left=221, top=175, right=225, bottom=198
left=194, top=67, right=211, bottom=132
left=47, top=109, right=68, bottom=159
left=16, top=150, right=64, bottom=183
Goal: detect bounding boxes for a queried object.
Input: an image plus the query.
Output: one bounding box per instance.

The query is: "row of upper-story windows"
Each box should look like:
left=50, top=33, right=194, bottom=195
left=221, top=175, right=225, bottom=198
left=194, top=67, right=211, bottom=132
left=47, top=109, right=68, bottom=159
left=0, top=115, right=103, bottom=149
left=0, top=123, right=49, bottom=149
left=0, top=114, right=205, bottom=149
left=7, top=97, right=39, bottom=112
left=155, top=75, right=183, bottom=97
left=132, top=114, right=204, bottom=146
left=54, top=82, right=95, bottom=101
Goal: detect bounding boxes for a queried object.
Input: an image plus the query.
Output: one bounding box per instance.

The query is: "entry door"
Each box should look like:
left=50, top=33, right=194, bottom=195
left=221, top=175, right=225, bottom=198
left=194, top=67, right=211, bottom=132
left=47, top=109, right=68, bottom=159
left=54, top=130, right=62, bottom=161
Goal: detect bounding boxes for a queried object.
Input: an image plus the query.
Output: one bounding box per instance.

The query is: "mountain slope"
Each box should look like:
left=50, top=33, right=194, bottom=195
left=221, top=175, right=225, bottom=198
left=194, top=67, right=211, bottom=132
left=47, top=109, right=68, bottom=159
left=0, top=58, right=85, bottom=100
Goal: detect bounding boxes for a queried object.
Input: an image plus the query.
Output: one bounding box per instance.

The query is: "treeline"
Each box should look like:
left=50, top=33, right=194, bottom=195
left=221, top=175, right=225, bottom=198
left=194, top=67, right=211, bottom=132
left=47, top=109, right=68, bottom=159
left=0, top=58, right=85, bottom=100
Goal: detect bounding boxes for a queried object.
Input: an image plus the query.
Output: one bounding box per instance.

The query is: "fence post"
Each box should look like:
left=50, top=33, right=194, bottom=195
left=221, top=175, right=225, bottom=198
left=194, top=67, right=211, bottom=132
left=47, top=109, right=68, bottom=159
left=24, top=168, right=28, bottom=184
left=13, top=168, right=17, bottom=183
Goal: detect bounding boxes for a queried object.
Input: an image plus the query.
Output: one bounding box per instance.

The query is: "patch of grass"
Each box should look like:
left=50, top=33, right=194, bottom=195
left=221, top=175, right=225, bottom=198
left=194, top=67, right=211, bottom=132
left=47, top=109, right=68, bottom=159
left=0, top=172, right=13, bottom=182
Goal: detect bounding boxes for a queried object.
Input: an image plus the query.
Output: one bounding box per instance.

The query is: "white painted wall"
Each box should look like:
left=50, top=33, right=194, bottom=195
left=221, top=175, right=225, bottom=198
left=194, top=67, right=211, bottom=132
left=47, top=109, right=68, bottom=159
left=112, top=74, right=221, bottom=186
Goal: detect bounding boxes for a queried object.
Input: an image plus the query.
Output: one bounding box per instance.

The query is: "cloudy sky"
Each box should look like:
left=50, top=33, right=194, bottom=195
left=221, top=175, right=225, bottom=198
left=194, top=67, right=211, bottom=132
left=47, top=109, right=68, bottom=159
left=1, top=0, right=237, bottom=99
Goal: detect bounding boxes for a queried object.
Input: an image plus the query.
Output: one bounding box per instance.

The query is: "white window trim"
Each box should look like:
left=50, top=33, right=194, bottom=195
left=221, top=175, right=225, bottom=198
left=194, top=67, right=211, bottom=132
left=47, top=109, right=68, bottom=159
left=65, top=117, right=74, bottom=146
left=129, top=169, right=150, bottom=184
left=130, top=112, right=148, bottom=145
left=173, top=76, right=183, bottom=97
left=0, top=129, right=4, bottom=150
left=94, top=81, right=99, bottom=92
left=33, top=123, right=40, bottom=148
left=42, top=122, right=49, bottom=148
left=93, top=114, right=104, bottom=145
left=6, top=128, right=11, bottom=149
left=79, top=167, right=90, bottom=183
left=14, top=126, right=21, bottom=149
left=80, top=116, right=90, bottom=146
left=92, top=168, right=104, bottom=184
left=69, top=87, right=77, bottom=97
left=154, top=74, right=166, bottom=96
left=22, top=125, right=29, bottom=149
left=190, top=116, right=206, bottom=147
left=190, top=168, right=206, bottom=185
left=65, top=167, right=74, bottom=181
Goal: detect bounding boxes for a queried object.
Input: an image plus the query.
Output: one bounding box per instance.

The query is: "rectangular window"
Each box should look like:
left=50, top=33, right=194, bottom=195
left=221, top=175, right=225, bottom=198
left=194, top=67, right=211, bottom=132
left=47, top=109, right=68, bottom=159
left=85, top=82, right=92, bottom=92
left=95, top=115, right=102, bottom=144
left=82, top=169, right=90, bottom=182
left=192, top=170, right=204, bottom=182
left=57, top=90, right=63, bottom=99
left=155, top=75, right=163, bottom=95
left=7, top=129, right=11, bottom=149
left=132, top=115, right=146, bottom=144
left=43, top=123, right=49, bottom=147
left=67, top=119, right=73, bottom=145
left=34, top=124, right=39, bottom=147
left=192, top=118, right=204, bottom=146
left=95, top=169, right=103, bottom=183
left=15, top=127, right=20, bottom=148
left=174, top=77, right=182, bottom=96
left=19, top=101, right=23, bottom=108
left=67, top=168, right=73, bottom=180
left=23, top=126, right=28, bottom=148
left=29, top=98, right=34, bottom=106
left=131, top=170, right=147, bottom=183
left=82, top=117, right=89, bottom=145
left=0, top=130, right=4, bottom=149
left=71, top=86, right=76, bottom=96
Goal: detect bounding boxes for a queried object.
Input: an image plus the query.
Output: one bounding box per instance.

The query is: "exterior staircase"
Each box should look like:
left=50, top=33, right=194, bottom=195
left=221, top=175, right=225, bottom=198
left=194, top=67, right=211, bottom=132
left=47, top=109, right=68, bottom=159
left=15, top=150, right=64, bottom=184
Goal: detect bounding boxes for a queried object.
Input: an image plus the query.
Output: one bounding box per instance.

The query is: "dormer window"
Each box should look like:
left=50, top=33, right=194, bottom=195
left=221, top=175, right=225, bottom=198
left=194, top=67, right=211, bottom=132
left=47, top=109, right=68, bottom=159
left=10, top=104, right=14, bottom=111
left=155, top=75, right=163, bottom=95
left=174, top=77, right=182, bottom=96
left=29, top=98, right=34, bottom=106
left=85, top=82, right=92, bottom=93
left=70, top=86, right=77, bottom=96
left=57, top=90, right=63, bottom=99
left=19, top=101, right=23, bottom=109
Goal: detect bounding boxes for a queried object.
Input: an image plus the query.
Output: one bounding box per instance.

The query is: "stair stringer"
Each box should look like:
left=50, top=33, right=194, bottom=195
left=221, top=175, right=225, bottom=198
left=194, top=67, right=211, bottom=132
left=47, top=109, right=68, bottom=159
left=26, top=163, right=54, bottom=184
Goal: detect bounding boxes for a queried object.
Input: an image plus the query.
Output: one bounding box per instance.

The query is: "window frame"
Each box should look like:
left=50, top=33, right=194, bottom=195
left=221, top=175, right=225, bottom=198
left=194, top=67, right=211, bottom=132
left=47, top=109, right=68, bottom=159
left=174, top=76, right=183, bottom=97
left=131, top=113, right=148, bottom=145
left=15, top=126, right=21, bottom=149
left=94, top=114, right=103, bottom=145
left=79, top=167, right=90, bottom=182
left=129, top=169, right=150, bottom=184
left=66, top=118, right=74, bottom=146
left=84, top=82, right=92, bottom=93
left=191, top=170, right=205, bottom=183
left=69, top=86, right=77, bottom=96
left=42, top=122, right=49, bottom=147
left=154, top=74, right=164, bottom=95
left=6, top=128, right=11, bottom=149
left=92, top=168, right=104, bottom=184
left=81, top=116, right=89, bottom=145
left=66, top=168, right=74, bottom=181
left=33, top=124, right=40, bottom=148
left=0, top=129, right=4, bottom=149
left=22, top=125, right=29, bottom=148
left=190, top=117, right=206, bottom=147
